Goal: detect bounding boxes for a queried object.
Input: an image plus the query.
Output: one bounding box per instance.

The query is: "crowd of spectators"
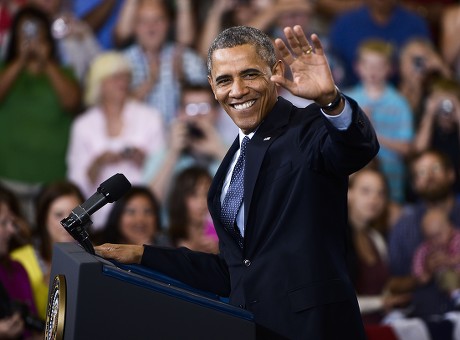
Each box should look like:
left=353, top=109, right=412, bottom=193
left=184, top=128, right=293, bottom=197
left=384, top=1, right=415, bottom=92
left=1, top=0, right=460, bottom=338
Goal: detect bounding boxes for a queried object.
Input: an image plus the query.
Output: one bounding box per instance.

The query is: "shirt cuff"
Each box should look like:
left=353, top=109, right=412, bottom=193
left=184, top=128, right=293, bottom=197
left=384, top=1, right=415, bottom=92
left=321, top=98, right=352, bottom=130
left=357, top=296, right=384, bottom=313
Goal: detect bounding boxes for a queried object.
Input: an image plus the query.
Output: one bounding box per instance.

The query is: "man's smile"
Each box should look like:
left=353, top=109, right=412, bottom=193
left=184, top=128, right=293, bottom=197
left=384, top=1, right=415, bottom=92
left=231, top=100, right=256, bottom=110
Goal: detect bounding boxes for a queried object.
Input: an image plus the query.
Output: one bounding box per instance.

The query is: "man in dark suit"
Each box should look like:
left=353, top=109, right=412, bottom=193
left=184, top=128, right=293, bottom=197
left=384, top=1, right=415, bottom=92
left=96, top=25, right=379, bottom=339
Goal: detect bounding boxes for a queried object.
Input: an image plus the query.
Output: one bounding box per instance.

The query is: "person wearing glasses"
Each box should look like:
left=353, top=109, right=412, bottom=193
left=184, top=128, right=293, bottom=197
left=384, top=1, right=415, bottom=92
left=144, top=83, right=228, bottom=203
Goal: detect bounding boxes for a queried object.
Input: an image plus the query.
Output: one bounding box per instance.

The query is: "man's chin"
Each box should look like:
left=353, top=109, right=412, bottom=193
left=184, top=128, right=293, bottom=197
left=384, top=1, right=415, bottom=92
left=232, top=116, right=259, bottom=132
left=419, top=187, right=453, bottom=203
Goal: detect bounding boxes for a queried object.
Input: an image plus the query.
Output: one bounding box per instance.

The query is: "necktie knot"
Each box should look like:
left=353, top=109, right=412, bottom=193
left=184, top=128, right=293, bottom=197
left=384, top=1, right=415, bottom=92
left=240, top=136, right=250, bottom=158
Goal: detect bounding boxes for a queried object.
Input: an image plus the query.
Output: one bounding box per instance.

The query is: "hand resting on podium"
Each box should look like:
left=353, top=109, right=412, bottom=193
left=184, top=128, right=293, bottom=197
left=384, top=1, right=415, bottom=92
left=95, top=243, right=144, bottom=264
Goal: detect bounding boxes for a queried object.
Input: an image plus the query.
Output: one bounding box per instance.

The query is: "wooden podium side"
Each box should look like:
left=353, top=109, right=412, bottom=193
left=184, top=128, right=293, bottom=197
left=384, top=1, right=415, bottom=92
left=46, top=243, right=255, bottom=340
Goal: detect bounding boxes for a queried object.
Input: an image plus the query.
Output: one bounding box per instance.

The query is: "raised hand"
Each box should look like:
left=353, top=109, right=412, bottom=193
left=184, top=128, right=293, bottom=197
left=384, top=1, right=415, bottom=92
left=271, top=25, right=337, bottom=106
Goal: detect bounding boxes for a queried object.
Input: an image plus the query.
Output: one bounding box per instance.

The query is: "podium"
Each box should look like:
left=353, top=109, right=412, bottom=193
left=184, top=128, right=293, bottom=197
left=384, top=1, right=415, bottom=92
left=46, top=243, right=255, bottom=339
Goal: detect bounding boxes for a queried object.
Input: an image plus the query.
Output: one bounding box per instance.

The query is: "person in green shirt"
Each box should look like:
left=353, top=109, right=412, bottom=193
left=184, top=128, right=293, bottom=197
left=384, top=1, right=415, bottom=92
left=0, top=6, right=81, bottom=222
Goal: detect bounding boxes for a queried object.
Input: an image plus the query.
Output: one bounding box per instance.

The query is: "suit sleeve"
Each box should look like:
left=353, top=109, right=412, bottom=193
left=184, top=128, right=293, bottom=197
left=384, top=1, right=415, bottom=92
left=308, top=94, right=380, bottom=176
left=141, top=245, right=231, bottom=297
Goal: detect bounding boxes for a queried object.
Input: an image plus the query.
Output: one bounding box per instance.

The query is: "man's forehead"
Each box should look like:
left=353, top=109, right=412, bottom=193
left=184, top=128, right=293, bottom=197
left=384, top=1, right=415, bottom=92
left=414, top=154, right=443, bottom=167
left=210, top=45, right=267, bottom=72
left=211, top=44, right=257, bottom=59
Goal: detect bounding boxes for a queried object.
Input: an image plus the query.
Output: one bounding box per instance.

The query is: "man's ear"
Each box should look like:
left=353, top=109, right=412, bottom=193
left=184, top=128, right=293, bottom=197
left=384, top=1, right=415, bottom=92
left=208, top=75, right=217, bottom=100
left=272, top=60, right=285, bottom=83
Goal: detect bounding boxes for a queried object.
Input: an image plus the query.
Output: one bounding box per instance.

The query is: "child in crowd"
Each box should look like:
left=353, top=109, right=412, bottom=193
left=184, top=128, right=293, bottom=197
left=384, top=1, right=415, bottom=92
left=345, top=39, right=413, bottom=203
left=412, top=208, right=460, bottom=306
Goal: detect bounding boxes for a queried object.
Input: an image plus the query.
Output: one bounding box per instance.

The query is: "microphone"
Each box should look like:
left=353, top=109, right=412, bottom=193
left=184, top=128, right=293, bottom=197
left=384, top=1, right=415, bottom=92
left=61, top=173, right=131, bottom=254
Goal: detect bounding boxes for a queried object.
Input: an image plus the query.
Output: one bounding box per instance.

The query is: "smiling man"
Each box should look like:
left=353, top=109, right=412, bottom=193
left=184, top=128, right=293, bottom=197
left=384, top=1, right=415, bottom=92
left=96, top=25, right=379, bottom=339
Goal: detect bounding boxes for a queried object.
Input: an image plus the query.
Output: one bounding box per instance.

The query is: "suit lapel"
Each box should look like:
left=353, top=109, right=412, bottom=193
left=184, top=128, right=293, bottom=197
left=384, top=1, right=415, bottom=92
left=208, top=97, right=295, bottom=250
left=243, top=98, right=293, bottom=238
left=208, top=136, right=240, bottom=225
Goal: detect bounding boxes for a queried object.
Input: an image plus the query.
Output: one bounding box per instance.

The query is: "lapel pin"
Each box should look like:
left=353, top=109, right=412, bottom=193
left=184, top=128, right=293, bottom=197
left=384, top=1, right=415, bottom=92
left=263, top=137, right=271, bottom=141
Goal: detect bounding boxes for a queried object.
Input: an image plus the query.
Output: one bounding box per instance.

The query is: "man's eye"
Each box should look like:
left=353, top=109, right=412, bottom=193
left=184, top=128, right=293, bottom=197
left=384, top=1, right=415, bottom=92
left=217, top=78, right=230, bottom=86
left=243, top=73, right=259, bottom=79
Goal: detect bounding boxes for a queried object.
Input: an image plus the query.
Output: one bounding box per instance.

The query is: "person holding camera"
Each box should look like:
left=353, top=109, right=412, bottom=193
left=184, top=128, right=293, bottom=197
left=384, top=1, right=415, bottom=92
left=66, top=52, right=165, bottom=230
left=0, top=6, right=81, bottom=224
left=0, top=184, right=43, bottom=339
left=28, top=0, right=101, bottom=83
left=398, top=38, right=451, bottom=127
left=144, top=83, right=228, bottom=203
left=413, top=76, right=460, bottom=195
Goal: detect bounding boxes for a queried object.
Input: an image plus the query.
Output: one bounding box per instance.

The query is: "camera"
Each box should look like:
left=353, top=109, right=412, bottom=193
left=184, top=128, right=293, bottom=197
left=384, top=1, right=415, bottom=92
left=437, top=99, right=454, bottom=117
left=121, top=147, right=135, bottom=158
left=186, top=122, right=205, bottom=140
left=22, top=19, right=39, bottom=40
left=52, top=16, right=70, bottom=39
left=412, top=55, right=425, bottom=72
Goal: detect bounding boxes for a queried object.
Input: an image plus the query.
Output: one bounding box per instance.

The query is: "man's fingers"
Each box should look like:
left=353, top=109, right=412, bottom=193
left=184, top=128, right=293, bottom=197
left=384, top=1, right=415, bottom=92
left=270, top=75, right=298, bottom=95
left=283, top=26, right=304, bottom=57
left=94, top=243, right=115, bottom=257
left=293, top=25, right=312, bottom=55
left=310, top=34, right=324, bottom=56
left=274, top=38, right=295, bottom=65
left=94, top=243, right=143, bottom=264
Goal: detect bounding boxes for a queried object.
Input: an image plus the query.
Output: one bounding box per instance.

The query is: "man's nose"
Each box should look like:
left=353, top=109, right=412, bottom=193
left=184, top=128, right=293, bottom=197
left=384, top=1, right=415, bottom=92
left=229, top=78, right=249, bottom=98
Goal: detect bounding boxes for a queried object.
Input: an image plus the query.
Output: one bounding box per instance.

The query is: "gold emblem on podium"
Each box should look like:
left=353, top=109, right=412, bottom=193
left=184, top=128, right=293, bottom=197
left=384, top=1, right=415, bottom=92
left=45, top=274, right=67, bottom=340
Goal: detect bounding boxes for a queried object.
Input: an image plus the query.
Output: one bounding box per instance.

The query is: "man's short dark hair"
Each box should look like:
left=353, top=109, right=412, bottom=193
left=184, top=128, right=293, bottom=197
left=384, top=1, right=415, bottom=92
left=207, top=26, right=277, bottom=76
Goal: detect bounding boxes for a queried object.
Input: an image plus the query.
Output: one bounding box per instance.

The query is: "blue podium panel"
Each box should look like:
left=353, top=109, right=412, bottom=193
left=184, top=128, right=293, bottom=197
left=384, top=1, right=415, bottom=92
left=48, top=243, right=255, bottom=340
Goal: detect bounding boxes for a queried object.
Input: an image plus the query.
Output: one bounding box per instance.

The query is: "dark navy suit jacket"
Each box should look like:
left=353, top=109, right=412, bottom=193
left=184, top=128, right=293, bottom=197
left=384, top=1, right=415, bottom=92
left=142, top=96, right=379, bottom=339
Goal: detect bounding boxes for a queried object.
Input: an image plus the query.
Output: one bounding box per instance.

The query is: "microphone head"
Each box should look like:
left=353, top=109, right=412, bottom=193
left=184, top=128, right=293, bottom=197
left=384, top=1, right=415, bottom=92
left=97, top=173, right=131, bottom=203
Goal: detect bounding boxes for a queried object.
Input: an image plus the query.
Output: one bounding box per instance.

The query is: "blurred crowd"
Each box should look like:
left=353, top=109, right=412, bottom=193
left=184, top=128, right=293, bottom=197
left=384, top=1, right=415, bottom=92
left=1, top=0, right=460, bottom=338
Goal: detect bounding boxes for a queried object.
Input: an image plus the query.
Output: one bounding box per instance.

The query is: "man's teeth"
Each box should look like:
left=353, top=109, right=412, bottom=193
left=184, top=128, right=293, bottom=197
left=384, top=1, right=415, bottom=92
left=234, top=100, right=255, bottom=110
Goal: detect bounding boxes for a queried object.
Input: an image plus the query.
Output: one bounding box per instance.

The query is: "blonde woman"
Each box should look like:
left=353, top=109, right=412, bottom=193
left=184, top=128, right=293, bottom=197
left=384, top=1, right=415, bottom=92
left=66, top=52, right=165, bottom=230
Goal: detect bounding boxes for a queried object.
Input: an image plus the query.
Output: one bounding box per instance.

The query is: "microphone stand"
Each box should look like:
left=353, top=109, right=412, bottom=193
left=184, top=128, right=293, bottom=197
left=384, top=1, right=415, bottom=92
left=60, top=217, right=95, bottom=255
left=78, top=221, right=95, bottom=255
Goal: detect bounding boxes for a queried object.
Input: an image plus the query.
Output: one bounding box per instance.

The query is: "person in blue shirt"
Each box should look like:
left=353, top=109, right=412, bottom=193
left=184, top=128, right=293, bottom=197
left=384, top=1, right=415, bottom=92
left=344, top=39, right=413, bottom=203
left=329, top=0, right=431, bottom=87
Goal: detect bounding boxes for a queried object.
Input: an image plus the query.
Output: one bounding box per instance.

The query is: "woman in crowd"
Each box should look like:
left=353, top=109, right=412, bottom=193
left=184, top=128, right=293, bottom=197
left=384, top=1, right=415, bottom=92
left=167, top=166, right=218, bottom=254
left=121, top=0, right=208, bottom=126
left=347, top=168, right=409, bottom=324
left=96, top=185, right=168, bottom=247
left=0, top=184, right=42, bottom=339
left=11, top=180, right=84, bottom=321
left=29, top=0, right=101, bottom=83
left=0, top=6, right=80, bottom=223
left=66, top=51, right=165, bottom=230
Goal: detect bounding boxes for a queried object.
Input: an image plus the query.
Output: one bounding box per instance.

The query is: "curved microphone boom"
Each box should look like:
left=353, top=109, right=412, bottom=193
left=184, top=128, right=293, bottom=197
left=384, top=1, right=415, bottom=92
left=61, top=173, right=131, bottom=254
